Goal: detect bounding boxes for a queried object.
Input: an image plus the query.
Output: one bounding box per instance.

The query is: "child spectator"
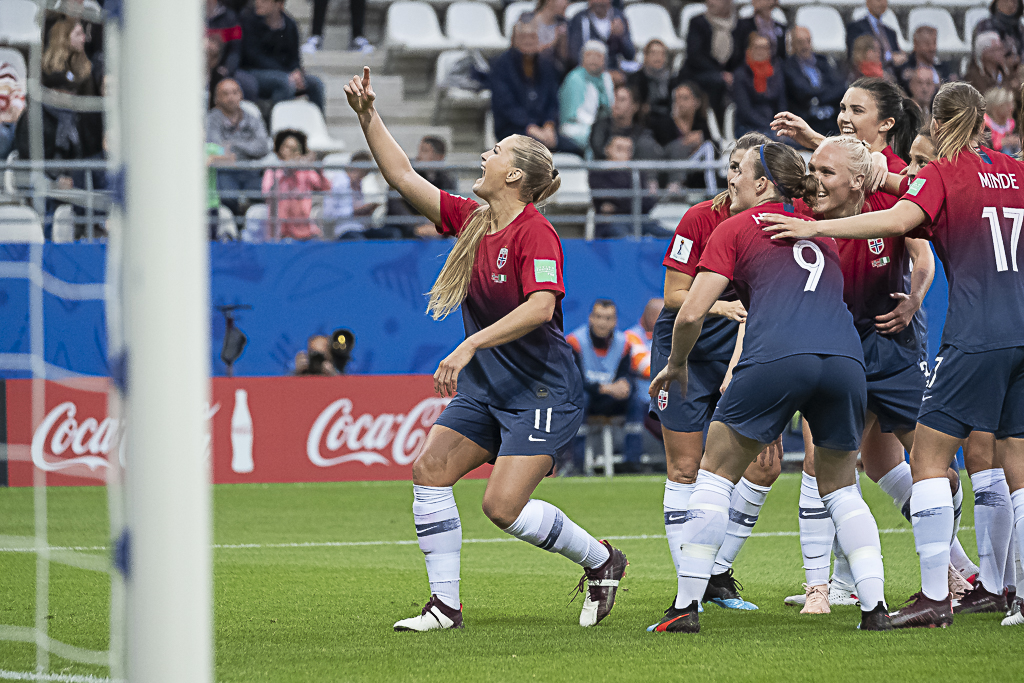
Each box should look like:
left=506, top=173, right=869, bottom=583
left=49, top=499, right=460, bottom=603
left=262, top=129, right=331, bottom=240
left=588, top=135, right=661, bottom=237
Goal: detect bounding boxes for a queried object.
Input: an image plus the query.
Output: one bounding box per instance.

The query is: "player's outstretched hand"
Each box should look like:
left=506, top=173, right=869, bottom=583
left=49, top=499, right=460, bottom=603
left=434, top=341, right=476, bottom=397
left=770, top=112, right=816, bottom=150
left=649, top=361, right=688, bottom=402
left=760, top=214, right=818, bottom=240
left=757, top=436, right=784, bottom=468
left=344, top=66, right=376, bottom=115
left=874, top=292, right=919, bottom=335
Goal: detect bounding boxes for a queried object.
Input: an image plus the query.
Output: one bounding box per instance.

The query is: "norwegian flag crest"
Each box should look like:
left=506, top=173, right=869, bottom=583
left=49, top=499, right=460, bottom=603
left=868, top=239, right=884, bottom=255
left=657, top=389, right=669, bottom=411
left=497, top=247, right=508, bottom=269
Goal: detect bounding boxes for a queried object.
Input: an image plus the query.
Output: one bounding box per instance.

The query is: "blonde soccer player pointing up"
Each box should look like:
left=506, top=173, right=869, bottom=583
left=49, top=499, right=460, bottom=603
left=344, top=68, right=627, bottom=632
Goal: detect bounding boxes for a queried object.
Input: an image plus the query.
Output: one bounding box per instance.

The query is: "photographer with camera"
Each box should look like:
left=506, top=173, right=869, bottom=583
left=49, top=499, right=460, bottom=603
left=294, top=329, right=355, bottom=376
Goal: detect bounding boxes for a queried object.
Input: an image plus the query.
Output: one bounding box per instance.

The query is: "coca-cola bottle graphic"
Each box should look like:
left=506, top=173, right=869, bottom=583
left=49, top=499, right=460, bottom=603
left=230, top=389, right=254, bottom=473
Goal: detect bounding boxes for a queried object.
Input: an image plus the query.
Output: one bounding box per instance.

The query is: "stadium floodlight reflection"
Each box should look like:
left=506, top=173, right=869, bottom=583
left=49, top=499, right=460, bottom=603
left=121, top=0, right=212, bottom=680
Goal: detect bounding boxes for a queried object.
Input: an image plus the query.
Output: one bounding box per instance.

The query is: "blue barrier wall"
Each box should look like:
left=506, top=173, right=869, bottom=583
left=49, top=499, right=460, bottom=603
left=0, top=241, right=950, bottom=378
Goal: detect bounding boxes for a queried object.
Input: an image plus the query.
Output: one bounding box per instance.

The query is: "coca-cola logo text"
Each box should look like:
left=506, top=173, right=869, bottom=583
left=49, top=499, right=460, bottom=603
left=307, top=397, right=450, bottom=468
left=32, top=402, right=118, bottom=473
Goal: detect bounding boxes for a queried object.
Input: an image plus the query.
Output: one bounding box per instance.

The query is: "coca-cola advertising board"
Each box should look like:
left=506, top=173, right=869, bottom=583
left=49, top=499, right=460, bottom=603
left=3, top=376, right=492, bottom=487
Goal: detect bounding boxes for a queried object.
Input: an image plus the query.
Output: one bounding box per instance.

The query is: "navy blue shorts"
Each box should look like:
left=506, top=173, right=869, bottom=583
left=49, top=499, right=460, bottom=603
left=862, top=330, right=927, bottom=434
left=713, top=354, right=867, bottom=451
left=648, top=359, right=728, bottom=433
left=433, top=393, right=584, bottom=460
left=917, top=345, right=1024, bottom=440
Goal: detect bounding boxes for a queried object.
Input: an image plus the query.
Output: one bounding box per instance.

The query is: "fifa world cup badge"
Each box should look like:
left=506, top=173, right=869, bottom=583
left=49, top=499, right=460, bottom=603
left=867, top=239, right=884, bottom=255
left=658, top=389, right=669, bottom=411
left=497, top=247, right=508, bottom=269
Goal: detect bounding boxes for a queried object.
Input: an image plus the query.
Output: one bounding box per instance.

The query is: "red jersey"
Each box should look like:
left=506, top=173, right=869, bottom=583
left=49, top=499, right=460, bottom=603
left=903, top=148, right=1024, bottom=352
left=436, top=192, right=583, bottom=408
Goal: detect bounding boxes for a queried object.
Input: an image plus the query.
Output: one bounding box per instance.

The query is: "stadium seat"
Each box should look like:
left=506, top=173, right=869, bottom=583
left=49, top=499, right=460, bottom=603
left=907, top=7, right=967, bottom=56
left=0, top=47, right=26, bottom=81
left=503, top=0, right=535, bottom=37
left=624, top=4, right=684, bottom=51
left=963, top=7, right=989, bottom=45
left=548, top=153, right=590, bottom=209
left=737, top=4, right=788, bottom=23
left=446, top=2, right=509, bottom=52
left=794, top=6, right=846, bottom=55
left=566, top=2, right=587, bottom=20
left=216, top=205, right=238, bottom=241
left=242, top=203, right=268, bottom=242
left=0, top=0, right=41, bottom=45
left=678, top=3, right=706, bottom=49
left=0, top=204, right=44, bottom=243
left=51, top=204, right=75, bottom=243
left=850, top=7, right=909, bottom=51
left=723, top=103, right=736, bottom=145
left=649, top=202, right=690, bottom=233
left=270, top=100, right=345, bottom=153
left=240, top=100, right=263, bottom=122
left=385, top=1, right=455, bottom=54
left=435, top=50, right=491, bottom=106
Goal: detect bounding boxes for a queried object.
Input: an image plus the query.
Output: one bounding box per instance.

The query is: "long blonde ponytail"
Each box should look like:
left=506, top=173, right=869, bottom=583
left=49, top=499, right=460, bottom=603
left=931, top=82, right=985, bottom=162
left=427, top=135, right=560, bottom=320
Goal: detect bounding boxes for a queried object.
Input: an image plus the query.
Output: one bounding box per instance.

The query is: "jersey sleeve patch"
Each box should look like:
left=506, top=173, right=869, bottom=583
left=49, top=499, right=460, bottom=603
left=669, top=235, right=694, bottom=263
left=534, top=259, right=558, bottom=283
left=906, top=178, right=926, bottom=196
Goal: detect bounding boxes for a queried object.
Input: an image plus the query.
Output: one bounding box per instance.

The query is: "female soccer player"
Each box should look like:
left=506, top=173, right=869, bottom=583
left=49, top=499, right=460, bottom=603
left=762, top=82, right=1024, bottom=629
left=343, top=68, right=627, bottom=632
left=649, top=142, right=892, bottom=633
left=650, top=132, right=782, bottom=620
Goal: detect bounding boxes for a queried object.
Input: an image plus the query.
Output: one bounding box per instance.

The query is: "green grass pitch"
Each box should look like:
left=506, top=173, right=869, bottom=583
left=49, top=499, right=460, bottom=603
left=0, top=473, right=1018, bottom=682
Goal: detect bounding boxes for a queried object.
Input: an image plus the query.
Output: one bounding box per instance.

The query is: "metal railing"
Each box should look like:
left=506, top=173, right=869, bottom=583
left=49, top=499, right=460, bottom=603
left=1, top=156, right=729, bottom=241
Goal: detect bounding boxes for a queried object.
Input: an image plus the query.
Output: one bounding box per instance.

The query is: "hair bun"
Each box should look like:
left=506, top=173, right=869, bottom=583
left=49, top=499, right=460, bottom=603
left=552, top=168, right=559, bottom=179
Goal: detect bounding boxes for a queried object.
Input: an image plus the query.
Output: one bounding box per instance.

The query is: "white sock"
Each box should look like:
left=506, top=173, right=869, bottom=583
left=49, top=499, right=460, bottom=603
left=413, top=485, right=462, bottom=609
left=503, top=499, right=610, bottom=569
left=674, top=471, right=733, bottom=609
left=823, top=485, right=886, bottom=610
left=712, top=478, right=771, bottom=575
left=664, top=480, right=695, bottom=576
left=970, top=468, right=1013, bottom=594
left=830, top=471, right=861, bottom=589
left=911, top=478, right=954, bottom=601
left=1013, top=489, right=1024, bottom=590
left=952, top=476, right=964, bottom=540
left=798, top=472, right=835, bottom=586
left=1005, top=526, right=1018, bottom=592
left=877, top=461, right=913, bottom=521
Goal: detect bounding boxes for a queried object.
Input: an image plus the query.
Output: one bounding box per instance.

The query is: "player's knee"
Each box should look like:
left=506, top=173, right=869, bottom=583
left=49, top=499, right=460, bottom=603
left=666, top=459, right=698, bottom=484
left=480, top=495, right=520, bottom=529
left=411, top=453, right=444, bottom=486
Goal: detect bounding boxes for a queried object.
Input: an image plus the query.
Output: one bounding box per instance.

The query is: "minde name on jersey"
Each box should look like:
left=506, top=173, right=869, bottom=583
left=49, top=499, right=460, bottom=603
left=977, top=172, right=1019, bottom=190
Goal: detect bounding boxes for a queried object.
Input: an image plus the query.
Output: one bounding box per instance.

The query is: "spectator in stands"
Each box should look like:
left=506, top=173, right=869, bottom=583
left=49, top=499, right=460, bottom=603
left=985, top=86, right=1021, bottom=155
left=588, top=135, right=662, bottom=237
left=207, top=0, right=259, bottom=103
left=732, top=0, right=786, bottom=64
left=783, top=26, right=844, bottom=137
left=733, top=33, right=786, bottom=138
left=566, top=299, right=642, bottom=470
left=973, top=0, right=1023, bottom=67
left=207, top=78, right=271, bottom=216
left=491, top=22, right=580, bottom=154
left=294, top=335, right=340, bottom=375
left=847, top=34, right=887, bottom=85
left=906, top=65, right=938, bottom=119
left=522, top=0, right=571, bottom=74
left=324, top=150, right=390, bottom=238
left=898, top=26, right=956, bottom=92
left=679, top=0, right=740, bottom=117
left=303, top=0, right=373, bottom=54
left=262, top=129, right=331, bottom=240
left=0, top=62, right=25, bottom=160
left=560, top=41, right=615, bottom=150
left=966, top=31, right=1018, bottom=93
left=42, top=19, right=95, bottom=97
left=628, top=40, right=675, bottom=130
left=567, top=0, right=637, bottom=74
left=625, top=296, right=661, bottom=460
left=589, top=84, right=662, bottom=165
left=387, top=136, right=458, bottom=238
left=846, top=0, right=907, bottom=72
left=652, top=82, right=716, bottom=191
left=239, top=0, right=326, bottom=114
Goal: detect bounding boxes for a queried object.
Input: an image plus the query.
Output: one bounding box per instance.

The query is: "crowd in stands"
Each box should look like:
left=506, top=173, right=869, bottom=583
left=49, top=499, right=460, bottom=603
left=1, top=0, right=1022, bottom=241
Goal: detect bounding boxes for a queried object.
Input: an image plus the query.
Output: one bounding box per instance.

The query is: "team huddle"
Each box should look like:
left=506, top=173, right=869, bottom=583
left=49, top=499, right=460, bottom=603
left=343, top=66, right=1024, bottom=633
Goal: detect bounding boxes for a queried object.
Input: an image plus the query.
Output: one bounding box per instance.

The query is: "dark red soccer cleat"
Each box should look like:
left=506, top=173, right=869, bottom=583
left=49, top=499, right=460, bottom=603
left=954, top=582, right=1007, bottom=614
left=891, top=592, right=953, bottom=629
left=576, top=540, right=627, bottom=627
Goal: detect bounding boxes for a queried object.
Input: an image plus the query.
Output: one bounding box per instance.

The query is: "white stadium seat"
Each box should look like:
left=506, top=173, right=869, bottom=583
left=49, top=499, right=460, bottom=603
left=679, top=3, right=706, bottom=47
left=435, top=49, right=491, bottom=105
left=51, top=204, right=75, bottom=243
left=385, top=1, right=455, bottom=54
left=566, top=2, right=587, bottom=20
left=850, top=7, right=910, bottom=52
left=964, top=7, right=990, bottom=45
left=242, top=203, right=269, bottom=242
left=446, top=2, right=508, bottom=51
left=548, top=153, right=590, bottom=208
left=794, top=5, right=846, bottom=55
left=270, top=100, right=345, bottom=153
left=907, top=7, right=967, bottom=56
left=0, top=0, right=41, bottom=45
left=0, top=204, right=44, bottom=243
left=503, top=0, right=535, bottom=37
left=624, top=3, right=684, bottom=51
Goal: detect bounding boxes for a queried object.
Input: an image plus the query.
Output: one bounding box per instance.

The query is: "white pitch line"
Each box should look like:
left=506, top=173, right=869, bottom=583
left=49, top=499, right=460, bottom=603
left=0, top=670, right=118, bottom=683
left=0, top=527, right=971, bottom=554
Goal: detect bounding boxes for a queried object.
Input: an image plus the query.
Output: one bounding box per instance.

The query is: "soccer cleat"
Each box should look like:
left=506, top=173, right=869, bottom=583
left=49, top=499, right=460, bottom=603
left=890, top=592, right=953, bottom=629
left=1001, top=597, right=1024, bottom=626
left=393, top=595, right=464, bottom=632
left=576, top=540, right=627, bottom=627
left=800, top=583, right=831, bottom=614
left=859, top=601, right=893, bottom=631
left=948, top=563, right=972, bottom=601
left=828, top=580, right=860, bottom=606
left=648, top=600, right=700, bottom=633
left=953, top=582, right=1007, bottom=614
left=703, top=568, right=758, bottom=610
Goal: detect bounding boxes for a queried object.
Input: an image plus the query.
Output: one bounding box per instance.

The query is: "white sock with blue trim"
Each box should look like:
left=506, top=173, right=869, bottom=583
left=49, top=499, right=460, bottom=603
left=503, top=499, right=609, bottom=569
left=830, top=471, right=860, bottom=589
left=911, top=477, right=954, bottom=601
left=664, top=480, right=695, bottom=577
left=1011, top=489, right=1024, bottom=590
left=798, top=472, right=835, bottom=586
left=413, top=485, right=462, bottom=609
left=712, top=477, right=771, bottom=575
left=970, top=468, right=1013, bottom=594
left=674, top=471, right=733, bottom=609
left=823, top=484, right=886, bottom=610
